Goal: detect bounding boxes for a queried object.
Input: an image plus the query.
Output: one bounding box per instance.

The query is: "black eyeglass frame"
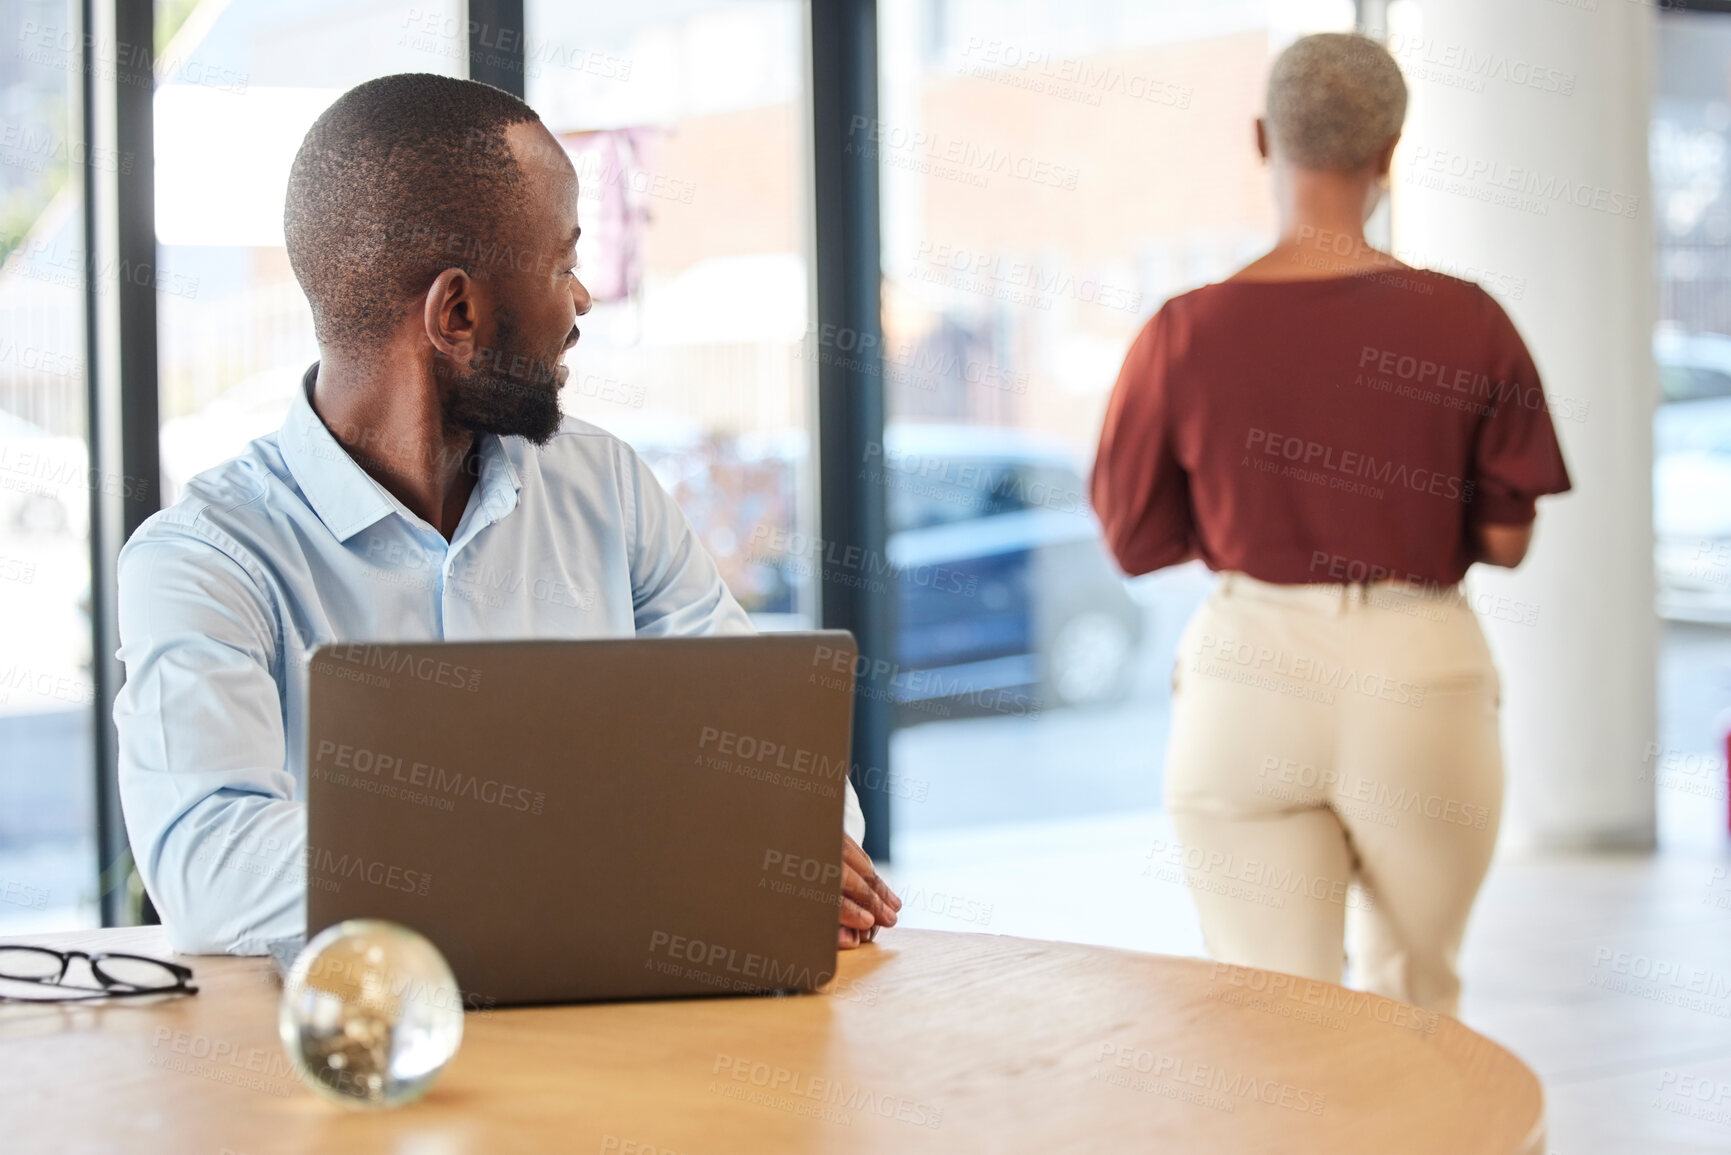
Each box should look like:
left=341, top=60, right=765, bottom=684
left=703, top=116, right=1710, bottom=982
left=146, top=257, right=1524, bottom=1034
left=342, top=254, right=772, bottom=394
left=0, top=945, right=198, bottom=1002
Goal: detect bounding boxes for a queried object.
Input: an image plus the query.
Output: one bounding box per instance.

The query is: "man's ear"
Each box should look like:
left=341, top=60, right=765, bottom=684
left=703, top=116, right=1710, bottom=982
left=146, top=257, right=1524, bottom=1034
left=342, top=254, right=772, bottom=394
left=1255, top=117, right=1270, bottom=162
left=422, top=267, right=479, bottom=363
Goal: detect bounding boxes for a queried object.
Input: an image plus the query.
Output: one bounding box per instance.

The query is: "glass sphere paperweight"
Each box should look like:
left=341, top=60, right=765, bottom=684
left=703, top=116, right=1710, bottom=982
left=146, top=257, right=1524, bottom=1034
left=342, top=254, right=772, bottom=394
left=278, top=919, right=465, bottom=1108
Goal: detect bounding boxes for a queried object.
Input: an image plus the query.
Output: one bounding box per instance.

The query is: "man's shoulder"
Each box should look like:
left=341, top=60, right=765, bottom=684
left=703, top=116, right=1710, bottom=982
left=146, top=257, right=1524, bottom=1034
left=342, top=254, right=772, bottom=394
left=544, top=413, right=638, bottom=454
left=507, top=414, right=644, bottom=488
left=123, top=435, right=289, bottom=566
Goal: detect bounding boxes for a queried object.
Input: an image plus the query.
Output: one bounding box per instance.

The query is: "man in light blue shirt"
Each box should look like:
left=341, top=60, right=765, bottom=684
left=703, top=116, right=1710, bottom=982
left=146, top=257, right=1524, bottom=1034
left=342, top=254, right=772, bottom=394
left=115, top=73, right=897, bottom=955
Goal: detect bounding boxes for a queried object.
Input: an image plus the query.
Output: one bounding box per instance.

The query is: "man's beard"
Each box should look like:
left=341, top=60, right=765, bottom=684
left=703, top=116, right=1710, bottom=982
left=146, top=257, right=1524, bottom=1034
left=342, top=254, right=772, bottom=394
left=441, top=315, right=567, bottom=446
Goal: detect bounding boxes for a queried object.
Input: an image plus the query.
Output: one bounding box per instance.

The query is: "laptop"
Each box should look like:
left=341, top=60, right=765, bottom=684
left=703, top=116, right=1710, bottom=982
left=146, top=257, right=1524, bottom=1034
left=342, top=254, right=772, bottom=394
left=295, top=632, right=857, bottom=1007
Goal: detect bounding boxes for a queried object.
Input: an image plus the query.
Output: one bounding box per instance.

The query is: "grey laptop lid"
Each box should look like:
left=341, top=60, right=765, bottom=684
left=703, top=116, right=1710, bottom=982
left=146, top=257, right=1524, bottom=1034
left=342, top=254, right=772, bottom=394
left=304, top=632, right=856, bottom=1007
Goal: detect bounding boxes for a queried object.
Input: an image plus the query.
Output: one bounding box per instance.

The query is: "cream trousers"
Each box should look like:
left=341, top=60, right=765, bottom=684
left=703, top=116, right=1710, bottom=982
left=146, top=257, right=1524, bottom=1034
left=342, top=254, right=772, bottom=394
left=1164, top=572, right=1504, bottom=1015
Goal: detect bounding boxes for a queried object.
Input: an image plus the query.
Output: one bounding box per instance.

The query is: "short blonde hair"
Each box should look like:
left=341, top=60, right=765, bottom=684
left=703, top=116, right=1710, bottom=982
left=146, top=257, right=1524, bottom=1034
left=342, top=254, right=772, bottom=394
left=1265, top=33, right=1406, bottom=172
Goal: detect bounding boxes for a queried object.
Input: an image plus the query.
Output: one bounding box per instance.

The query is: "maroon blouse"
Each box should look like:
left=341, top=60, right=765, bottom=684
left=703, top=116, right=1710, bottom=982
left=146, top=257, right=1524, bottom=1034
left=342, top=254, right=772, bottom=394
left=1091, top=268, right=1572, bottom=586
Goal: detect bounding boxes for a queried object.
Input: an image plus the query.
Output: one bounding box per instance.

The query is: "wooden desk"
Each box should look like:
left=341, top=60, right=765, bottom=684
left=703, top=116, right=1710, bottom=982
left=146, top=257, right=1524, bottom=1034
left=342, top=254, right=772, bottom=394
left=0, top=926, right=1542, bottom=1154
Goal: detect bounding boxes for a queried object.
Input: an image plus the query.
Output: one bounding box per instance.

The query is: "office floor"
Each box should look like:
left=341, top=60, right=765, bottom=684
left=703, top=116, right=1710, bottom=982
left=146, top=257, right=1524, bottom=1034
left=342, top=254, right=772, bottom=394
left=884, top=809, right=1731, bottom=1155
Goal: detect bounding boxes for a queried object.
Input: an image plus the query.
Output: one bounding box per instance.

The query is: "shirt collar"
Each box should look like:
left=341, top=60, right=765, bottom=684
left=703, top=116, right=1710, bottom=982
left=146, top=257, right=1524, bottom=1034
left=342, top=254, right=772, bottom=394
left=451, top=427, right=524, bottom=552
left=278, top=363, right=524, bottom=544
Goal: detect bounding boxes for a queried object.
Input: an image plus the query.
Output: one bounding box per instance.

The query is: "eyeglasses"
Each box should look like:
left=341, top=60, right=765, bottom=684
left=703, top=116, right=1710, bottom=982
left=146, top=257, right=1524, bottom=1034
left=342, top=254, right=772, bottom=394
left=0, top=945, right=197, bottom=1002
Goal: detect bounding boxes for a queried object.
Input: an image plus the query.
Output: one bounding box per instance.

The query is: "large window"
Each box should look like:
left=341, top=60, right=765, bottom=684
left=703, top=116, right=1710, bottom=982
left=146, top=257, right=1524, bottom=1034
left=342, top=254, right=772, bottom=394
left=28, top=0, right=1690, bottom=934
left=153, top=0, right=819, bottom=624
left=153, top=0, right=466, bottom=503
left=524, top=0, right=817, bottom=622
left=0, top=0, right=96, bottom=931
left=874, top=0, right=1354, bottom=852
left=1651, top=9, right=1731, bottom=849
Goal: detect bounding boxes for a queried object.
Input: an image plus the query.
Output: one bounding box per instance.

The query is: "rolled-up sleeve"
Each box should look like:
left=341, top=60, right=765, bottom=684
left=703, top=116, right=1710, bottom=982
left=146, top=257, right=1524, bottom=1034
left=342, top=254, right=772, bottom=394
left=1467, top=292, right=1574, bottom=525
left=114, top=518, right=304, bottom=955
left=1091, top=308, right=1197, bottom=575
left=617, top=443, right=867, bottom=846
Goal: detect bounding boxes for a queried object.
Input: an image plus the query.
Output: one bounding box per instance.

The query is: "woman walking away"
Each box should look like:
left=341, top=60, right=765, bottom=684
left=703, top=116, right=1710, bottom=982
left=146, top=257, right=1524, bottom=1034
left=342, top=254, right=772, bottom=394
left=1091, top=33, right=1572, bottom=1015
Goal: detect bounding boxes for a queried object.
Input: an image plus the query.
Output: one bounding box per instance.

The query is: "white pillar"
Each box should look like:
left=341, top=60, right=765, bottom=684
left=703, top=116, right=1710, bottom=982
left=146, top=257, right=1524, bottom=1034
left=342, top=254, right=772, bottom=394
left=1390, top=0, right=1657, bottom=849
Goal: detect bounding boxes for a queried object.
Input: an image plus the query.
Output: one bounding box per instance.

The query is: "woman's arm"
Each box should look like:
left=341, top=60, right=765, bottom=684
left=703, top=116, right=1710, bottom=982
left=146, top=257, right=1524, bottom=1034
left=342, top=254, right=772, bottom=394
left=1091, top=310, right=1198, bottom=576
left=1472, top=522, right=1534, bottom=568
left=1462, top=289, right=1570, bottom=572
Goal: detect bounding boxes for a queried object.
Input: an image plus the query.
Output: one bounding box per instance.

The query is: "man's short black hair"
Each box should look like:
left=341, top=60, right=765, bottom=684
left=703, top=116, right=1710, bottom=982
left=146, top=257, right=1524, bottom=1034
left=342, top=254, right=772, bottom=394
left=284, top=73, right=542, bottom=351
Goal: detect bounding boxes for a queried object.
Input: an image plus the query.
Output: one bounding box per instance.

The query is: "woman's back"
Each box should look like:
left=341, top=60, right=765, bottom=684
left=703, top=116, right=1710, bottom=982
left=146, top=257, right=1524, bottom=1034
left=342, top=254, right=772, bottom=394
left=1121, top=28, right=1574, bottom=1020
left=1092, top=267, right=1571, bottom=586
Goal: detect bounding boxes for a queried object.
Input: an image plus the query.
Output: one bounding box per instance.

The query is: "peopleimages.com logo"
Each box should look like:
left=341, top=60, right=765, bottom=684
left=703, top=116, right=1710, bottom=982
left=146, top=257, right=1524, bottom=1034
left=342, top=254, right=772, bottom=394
left=310, top=740, right=545, bottom=815
left=305, top=846, right=431, bottom=897
left=711, top=1053, right=945, bottom=1130
left=647, top=931, right=834, bottom=989
left=312, top=644, right=482, bottom=692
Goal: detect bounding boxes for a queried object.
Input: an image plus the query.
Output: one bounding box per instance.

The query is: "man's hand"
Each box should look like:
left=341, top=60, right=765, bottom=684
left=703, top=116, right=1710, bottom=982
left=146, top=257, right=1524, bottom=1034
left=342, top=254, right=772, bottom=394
left=838, top=834, right=900, bottom=949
